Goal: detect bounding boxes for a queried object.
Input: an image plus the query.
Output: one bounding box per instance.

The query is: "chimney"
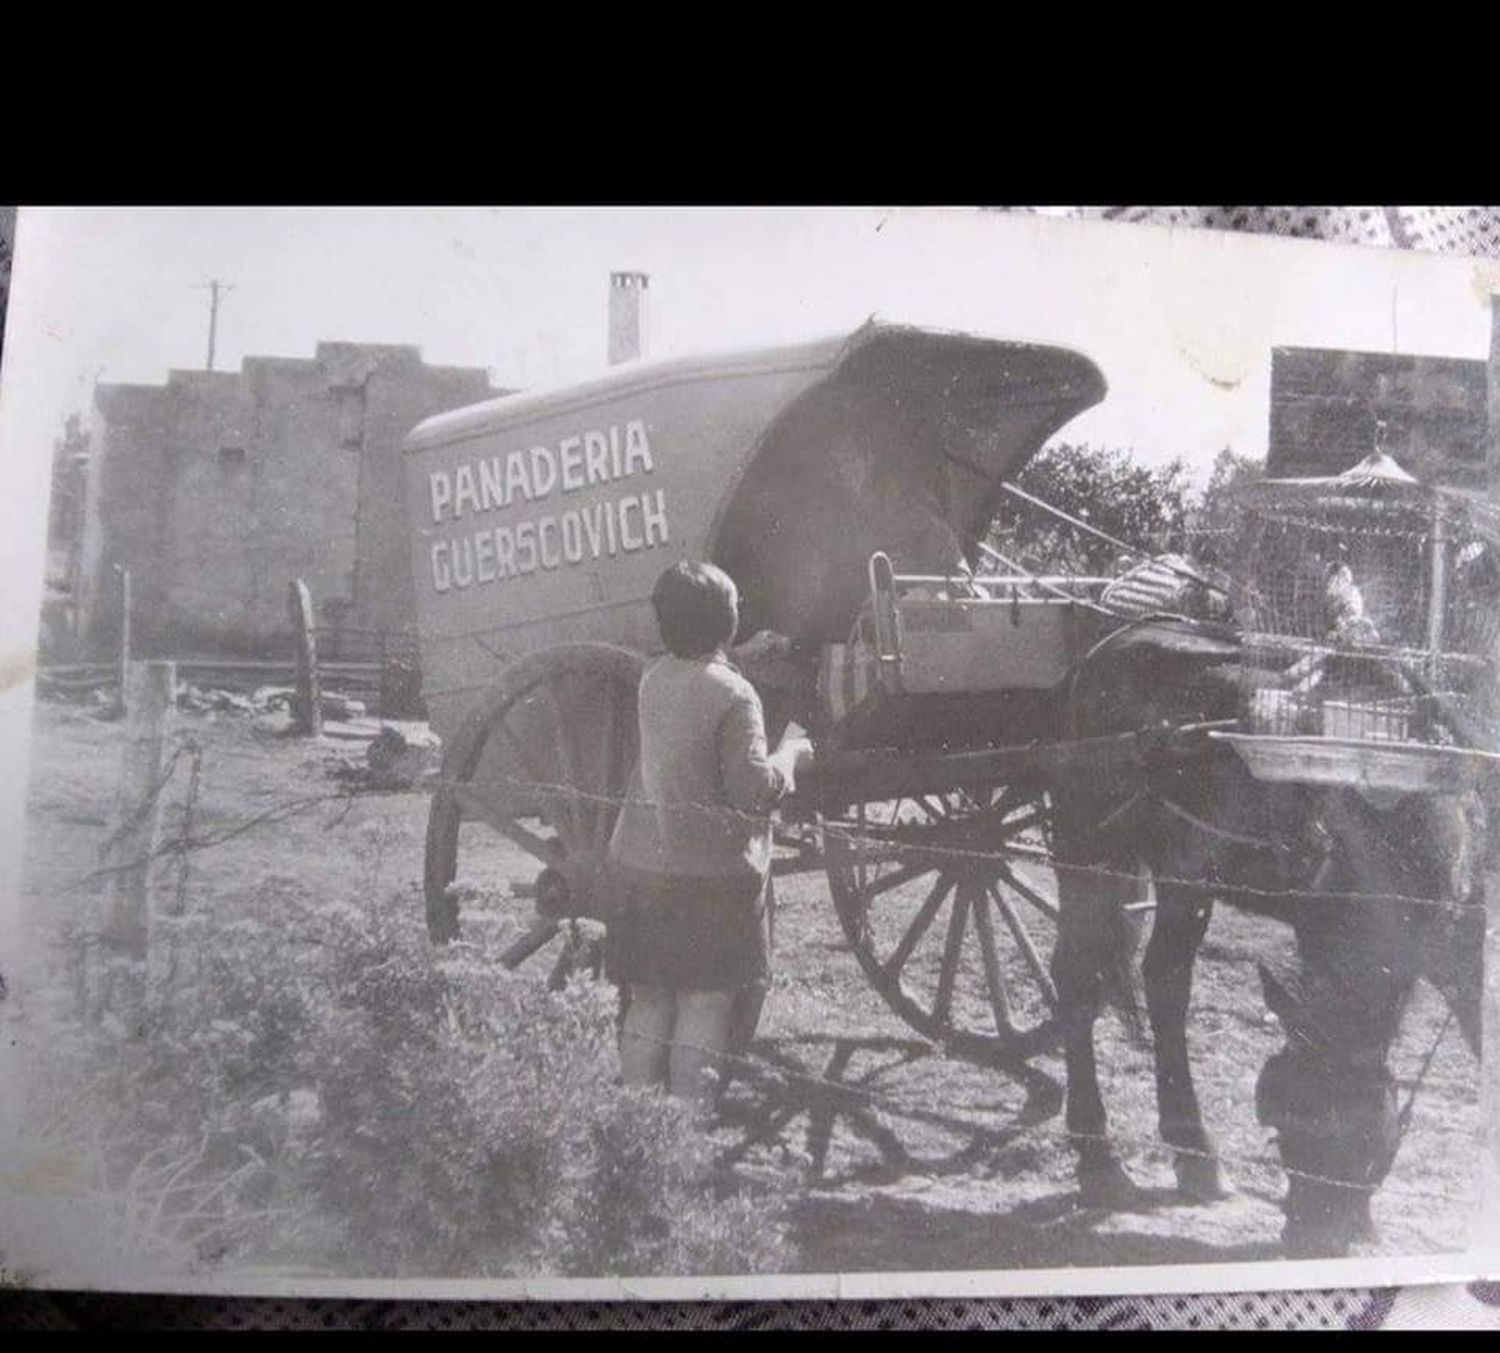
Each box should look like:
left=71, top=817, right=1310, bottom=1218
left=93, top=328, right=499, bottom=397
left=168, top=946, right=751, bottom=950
left=1489, top=291, right=1500, bottom=493
left=608, top=272, right=649, bottom=366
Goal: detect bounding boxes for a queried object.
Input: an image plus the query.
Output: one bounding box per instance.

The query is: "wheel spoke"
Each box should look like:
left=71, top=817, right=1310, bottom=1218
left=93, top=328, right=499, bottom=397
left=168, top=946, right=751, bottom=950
left=572, top=670, right=615, bottom=850
left=882, top=872, right=953, bottom=978
left=426, top=647, right=645, bottom=948
left=825, top=772, right=1063, bottom=1066
left=842, top=840, right=908, bottom=868
left=969, top=878, right=1015, bottom=1036
left=854, top=803, right=870, bottom=895
left=988, top=882, right=1059, bottom=1009
left=500, top=724, right=545, bottom=792
left=540, top=680, right=589, bottom=843
left=996, top=809, right=1046, bottom=839
left=931, top=882, right=972, bottom=1025
left=995, top=861, right=1061, bottom=922
left=837, top=817, right=931, bottom=866
left=453, top=783, right=558, bottom=863
left=503, top=712, right=570, bottom=829
left=864, top=857, right=936, bottom=901
left=592, top=678, right=624, bottom=852
left=989, top=784, right=1033, bottom=819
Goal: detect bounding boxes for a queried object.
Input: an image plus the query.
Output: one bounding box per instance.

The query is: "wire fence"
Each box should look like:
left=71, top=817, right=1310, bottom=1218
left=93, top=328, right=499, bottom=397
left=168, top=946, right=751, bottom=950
left=25, top=715, right=1488, bottom=1230
left=47, top=732, right=1493, bottom=918
left=36, top=625, right=428, bottom=720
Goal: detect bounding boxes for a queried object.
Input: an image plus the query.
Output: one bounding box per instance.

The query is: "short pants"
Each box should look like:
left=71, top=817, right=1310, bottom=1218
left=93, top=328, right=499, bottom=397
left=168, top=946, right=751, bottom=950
left=604, top=868, right=771, bottom=992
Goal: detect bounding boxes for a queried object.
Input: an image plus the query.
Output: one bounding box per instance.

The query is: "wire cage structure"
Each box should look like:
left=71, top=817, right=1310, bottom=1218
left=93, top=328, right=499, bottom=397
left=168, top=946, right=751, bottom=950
left=1225, top=451, right=1500, bottom=765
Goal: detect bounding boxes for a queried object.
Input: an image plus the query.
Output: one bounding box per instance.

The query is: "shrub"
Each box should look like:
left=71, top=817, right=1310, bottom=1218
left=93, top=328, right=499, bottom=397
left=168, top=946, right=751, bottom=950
left=27, top=878, right=795, bottom=1281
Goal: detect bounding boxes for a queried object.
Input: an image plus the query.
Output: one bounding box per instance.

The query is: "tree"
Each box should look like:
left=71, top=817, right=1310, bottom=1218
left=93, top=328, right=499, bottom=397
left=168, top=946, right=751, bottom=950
left=49, top=412, right=91, bottom=555
left=986, top=443, right=1193, bottom=576
left=1195, top=447, right=1266, bottom=538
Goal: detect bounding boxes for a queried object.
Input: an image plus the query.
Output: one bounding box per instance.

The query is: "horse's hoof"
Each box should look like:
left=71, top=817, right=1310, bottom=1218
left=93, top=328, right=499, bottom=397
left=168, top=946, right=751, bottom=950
left=1282, top=1211, right=1377, bottom=1260
left=1174, top=1151, right=1232, bottom=1203
left=1078, top=1159, right=1144, bottom=1210
left=1281, top=1226, right=1327, bottom=1261
left=1283, top=1223, right=1349, bottom=1261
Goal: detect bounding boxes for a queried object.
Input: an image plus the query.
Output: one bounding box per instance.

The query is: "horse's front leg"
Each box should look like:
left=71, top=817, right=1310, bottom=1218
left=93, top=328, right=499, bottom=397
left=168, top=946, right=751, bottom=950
left=1052, top=854, right=1144, bottom=1208
left=1144, top=882, right=1228, bottom=1201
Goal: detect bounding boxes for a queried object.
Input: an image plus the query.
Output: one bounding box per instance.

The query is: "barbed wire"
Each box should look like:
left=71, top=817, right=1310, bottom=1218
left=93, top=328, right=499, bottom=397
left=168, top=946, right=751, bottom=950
left=170, top=738, right=203, bottom=918
left=96, top=741, right=197, bottom=858
left=58, top=781, right=362, bottom=897
left=428, top=764, right=1490, bottom=918
left=429, top=749, right=1483, bottom=1212
left=32, top=726, right=1485, bottom=1240
left=47, top=730, right=1493, bottom=921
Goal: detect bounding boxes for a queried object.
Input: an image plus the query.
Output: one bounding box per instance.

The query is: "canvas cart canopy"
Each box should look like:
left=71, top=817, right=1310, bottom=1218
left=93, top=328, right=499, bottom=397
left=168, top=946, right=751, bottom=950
left=404, top=320, right=1106, bottom=740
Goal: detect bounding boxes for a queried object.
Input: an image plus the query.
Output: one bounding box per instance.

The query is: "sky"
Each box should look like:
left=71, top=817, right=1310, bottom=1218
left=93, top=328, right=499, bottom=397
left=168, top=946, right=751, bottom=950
left=6, top=207, right=1495, bottom=482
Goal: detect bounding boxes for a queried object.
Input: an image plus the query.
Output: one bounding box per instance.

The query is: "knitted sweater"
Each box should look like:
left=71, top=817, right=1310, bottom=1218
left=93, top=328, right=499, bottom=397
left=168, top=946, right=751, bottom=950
left=607, top=653, right=788, bottom=883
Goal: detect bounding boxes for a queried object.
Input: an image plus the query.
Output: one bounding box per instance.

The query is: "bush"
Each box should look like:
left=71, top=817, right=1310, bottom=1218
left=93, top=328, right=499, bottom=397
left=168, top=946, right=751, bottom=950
left=993, top=442, right=1193, bottom=575
left=26, top=879, right=795, bottom=1281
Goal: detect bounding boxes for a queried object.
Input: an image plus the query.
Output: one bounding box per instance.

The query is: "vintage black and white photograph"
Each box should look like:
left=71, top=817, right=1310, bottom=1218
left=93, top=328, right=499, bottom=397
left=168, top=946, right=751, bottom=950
left=0, top=206, right=1495, bottom=1299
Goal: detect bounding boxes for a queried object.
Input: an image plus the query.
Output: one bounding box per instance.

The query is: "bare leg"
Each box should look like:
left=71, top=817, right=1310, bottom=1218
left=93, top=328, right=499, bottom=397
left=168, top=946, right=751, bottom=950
left=1144, top=886, right=1227, bottom=1200
left=727, top=980, right=768, bottom=1059
left=725, top=879, right=774, bottom=1066
left=671, top=990, right=736, bottom=1109
left=620, top=984, right=673, bottom=1089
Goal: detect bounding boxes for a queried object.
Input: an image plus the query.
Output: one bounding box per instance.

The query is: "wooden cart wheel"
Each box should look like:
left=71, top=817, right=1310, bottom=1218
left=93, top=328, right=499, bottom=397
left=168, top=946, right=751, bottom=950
left=824, top=780, right=1063, bottom=1064
left=424, top=643, right=644, bottom=943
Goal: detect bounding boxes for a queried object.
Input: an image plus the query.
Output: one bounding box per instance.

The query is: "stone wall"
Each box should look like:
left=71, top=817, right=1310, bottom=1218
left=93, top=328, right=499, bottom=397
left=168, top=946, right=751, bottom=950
left=81, top=343, right=503, bottom=659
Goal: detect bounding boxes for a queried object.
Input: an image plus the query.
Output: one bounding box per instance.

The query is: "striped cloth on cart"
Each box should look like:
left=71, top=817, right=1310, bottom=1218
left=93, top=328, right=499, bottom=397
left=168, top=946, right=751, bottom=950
left=1101, top=553, right=1232, bottom=622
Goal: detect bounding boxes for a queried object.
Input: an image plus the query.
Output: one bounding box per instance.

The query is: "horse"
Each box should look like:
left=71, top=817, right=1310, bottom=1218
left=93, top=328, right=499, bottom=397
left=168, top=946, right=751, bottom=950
left=1047, top=612, right=1487, bottom=1258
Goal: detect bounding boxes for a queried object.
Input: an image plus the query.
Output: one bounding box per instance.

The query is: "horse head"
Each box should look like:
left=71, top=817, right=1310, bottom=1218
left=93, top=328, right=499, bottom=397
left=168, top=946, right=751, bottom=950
left=1254, top=962, right=1399, bottom=1256
left=1252, top=785, right=1482, bottom=1255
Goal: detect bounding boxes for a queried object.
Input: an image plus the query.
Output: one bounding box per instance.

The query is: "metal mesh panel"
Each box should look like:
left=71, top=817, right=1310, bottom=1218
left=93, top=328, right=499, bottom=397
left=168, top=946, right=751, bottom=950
left=1226, top=480, right=1500, bottom=750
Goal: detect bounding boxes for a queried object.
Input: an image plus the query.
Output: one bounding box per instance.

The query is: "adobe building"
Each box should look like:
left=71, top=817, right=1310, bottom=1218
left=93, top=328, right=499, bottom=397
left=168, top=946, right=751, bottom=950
left=77, top=342, right=508, bottom=665
left=1267, top=293, right=1500, bottom=492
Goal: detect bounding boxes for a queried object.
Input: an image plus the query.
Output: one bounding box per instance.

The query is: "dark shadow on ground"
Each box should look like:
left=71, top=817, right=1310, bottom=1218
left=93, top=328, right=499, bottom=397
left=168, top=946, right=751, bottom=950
left=715, top=1033, right=1290, bottom=1273
left=791, top=1190, right=1284, bottom=1274
left=716, top=1034, right=1064, bottom=1186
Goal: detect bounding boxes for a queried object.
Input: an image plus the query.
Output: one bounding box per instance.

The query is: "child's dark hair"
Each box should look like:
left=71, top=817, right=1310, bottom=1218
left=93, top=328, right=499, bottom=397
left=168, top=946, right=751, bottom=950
left=652, top=562, right=739, bottom=658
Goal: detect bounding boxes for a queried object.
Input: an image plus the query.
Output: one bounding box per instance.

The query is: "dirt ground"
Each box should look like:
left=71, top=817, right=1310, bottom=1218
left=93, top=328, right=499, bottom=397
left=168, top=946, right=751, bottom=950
left=14, top=701, right=1484, bottom=1277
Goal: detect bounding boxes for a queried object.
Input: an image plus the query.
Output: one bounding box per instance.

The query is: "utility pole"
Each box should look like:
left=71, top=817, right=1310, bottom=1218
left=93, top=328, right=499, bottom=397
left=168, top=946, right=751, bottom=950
left=193, top=279, right=234, bottom=371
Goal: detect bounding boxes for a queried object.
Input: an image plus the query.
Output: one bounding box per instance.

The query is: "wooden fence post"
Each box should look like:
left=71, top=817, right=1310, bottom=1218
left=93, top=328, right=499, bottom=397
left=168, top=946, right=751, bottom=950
left=89, top=659, right=176, bottom=1027
left=288, top=578, right=323, bottom=737
left=111, top=566, right=131, bottom=719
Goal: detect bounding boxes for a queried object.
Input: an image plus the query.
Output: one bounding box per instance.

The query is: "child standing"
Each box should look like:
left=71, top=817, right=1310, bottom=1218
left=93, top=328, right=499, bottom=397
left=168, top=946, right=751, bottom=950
left=606, top=562, right=809, bottom=1108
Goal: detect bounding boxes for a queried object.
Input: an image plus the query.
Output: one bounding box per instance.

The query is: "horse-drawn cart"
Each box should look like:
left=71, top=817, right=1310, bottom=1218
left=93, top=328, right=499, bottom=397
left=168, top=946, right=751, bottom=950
left=402, top=320, right=1500, bottom=1074
left=403, top=321, right=1142, bottom=1064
